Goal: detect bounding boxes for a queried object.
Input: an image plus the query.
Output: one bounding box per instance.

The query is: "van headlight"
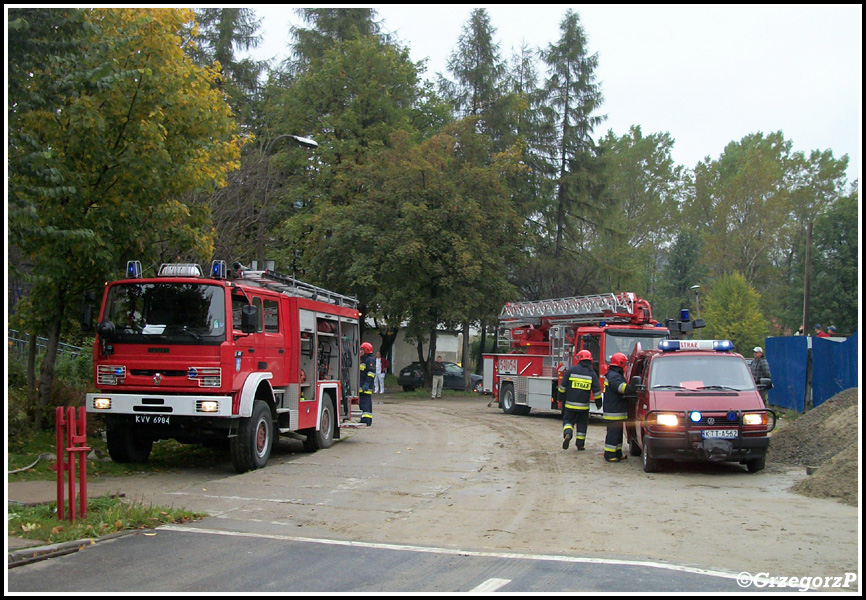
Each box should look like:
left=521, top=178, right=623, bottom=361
left=743, top=413, right=766, bottom=426
left=656, top=413, right=679, bottom=427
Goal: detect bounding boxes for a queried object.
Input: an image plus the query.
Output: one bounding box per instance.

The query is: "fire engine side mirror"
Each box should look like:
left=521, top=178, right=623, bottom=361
left=80, top=291, right=98, bottom=332
left=97, top=320, right=116, bottom=341
left=241, top=305, right=259, bottom=334
left=630, top=375, right=645, bottom=391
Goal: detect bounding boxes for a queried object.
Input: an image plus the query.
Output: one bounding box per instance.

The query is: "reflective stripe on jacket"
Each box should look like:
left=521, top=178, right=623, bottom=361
left=559, top=362, right=601, bottom=411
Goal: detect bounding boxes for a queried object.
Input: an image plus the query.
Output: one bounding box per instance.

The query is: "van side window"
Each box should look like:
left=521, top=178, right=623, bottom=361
left=263, top=299, right=279, bottom=333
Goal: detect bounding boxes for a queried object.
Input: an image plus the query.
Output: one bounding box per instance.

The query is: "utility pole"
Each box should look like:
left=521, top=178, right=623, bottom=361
left=801, top=220, right=812, bottom=334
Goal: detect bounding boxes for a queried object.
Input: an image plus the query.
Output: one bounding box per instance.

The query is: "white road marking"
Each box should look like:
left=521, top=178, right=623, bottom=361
left=469, top=578, right=511, bottom=593
left=156, top=524, right=744, bottom=581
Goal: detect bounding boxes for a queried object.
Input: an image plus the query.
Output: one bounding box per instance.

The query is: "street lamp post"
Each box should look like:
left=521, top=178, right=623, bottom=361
left=258, top=135, right=319, bottom=269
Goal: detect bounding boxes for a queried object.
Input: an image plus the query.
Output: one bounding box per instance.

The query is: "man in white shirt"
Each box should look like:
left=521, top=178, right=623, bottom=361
left=374, top=351, right=385, bottom=394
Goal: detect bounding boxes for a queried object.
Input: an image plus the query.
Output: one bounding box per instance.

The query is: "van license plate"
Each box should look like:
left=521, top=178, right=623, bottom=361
left=702, top=429, right=737, bottom=439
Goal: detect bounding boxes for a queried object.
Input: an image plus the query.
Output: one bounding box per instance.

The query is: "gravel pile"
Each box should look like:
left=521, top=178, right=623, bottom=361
left=768, top=388, right=859, bottom=506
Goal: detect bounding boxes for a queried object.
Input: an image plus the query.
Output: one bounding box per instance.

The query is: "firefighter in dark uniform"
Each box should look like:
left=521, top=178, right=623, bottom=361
left=359, top=342, right=375, bottom=426
left=558, top=349, right=602, bottom=451
left=603, top=352, right=631, bottom=462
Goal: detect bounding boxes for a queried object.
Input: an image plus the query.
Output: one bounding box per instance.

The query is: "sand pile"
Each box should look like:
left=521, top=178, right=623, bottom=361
left=768, top=388, right=859, bottom=506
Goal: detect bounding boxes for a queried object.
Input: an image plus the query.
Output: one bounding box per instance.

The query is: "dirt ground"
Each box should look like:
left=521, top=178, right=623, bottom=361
left=768, top=388, right=859, bottom=506
left=31, top=390, right=857, bottom=592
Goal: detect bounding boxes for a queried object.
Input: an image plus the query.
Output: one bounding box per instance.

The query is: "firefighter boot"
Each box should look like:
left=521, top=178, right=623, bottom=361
left=562, top=430, right=573, bottom=450
left=360, top=413, right=372, bottom=426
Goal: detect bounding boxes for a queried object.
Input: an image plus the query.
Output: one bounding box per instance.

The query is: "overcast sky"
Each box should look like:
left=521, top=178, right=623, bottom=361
left=244, top=5, right=861, bottom=184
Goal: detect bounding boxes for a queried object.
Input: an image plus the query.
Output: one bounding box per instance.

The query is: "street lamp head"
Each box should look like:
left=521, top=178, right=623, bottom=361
left=690, top=284, right=701, bottom=292
left=289, top=135, right=318, bottom=149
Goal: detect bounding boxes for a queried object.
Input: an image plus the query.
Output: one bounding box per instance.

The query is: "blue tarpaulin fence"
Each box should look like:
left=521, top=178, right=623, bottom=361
left=765, top=332, right=859, bottom=412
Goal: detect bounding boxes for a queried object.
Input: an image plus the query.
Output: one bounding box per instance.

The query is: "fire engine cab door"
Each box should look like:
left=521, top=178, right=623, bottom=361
left=233, top=294, right=265, bottom=378
left=261, top=297, right=286, bottom=384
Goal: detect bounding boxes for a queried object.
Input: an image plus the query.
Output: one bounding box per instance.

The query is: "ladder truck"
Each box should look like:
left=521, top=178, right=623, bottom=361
left=85, top=260, right=365, bottom=473
left=483, top=292, right=670, bottom=416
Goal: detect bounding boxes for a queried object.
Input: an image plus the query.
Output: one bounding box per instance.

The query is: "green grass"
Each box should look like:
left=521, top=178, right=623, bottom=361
left=8, top=495, right=202, bottom=544
left=8, top=429, right=230, bottom=482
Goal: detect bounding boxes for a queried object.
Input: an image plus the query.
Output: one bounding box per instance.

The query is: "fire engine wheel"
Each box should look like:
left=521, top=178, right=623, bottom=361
left=106, top=423, right=153, bottom=464
left=642, top=437, right=660, bottom=473
left=303, top=398, right=335, bottom=452
left=500, top=383, right=516, bottom=414
left=231, top=399, right=273, bottom=473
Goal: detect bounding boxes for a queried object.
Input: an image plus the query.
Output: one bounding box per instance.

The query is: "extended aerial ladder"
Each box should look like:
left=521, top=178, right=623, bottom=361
left=485, top=292, right=668, bottom=416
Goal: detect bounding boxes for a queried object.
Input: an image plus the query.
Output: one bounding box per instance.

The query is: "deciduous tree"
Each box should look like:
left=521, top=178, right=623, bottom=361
left=9, top=8, right=242, bottom=426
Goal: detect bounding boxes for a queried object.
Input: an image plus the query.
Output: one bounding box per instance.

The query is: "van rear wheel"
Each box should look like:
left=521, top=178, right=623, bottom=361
left=745, top=456, right=766, bottom=473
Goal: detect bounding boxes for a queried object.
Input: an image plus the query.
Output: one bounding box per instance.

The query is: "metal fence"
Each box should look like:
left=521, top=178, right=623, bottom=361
left=7, top=330, right=84, bottom=359
left=765, top=332, right=859, bottom=412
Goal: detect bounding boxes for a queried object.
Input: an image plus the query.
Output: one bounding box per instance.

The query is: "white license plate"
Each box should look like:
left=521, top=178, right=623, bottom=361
left=135, top=415, right=171, bottom=425
left=702, top=429, right=738, bottom=439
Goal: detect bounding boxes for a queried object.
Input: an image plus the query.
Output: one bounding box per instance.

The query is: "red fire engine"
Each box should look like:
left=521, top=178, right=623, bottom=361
left=85, top=260, right=364, bottom=473
left=483, top=292, right=670, bottom=416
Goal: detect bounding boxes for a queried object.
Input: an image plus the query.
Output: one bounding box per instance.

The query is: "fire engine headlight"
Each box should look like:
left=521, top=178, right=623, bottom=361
left=198, top=400, right=219, bottom=413
left=93, top=397, right=112, bottom=410
left=656, top=413, right=679, bottom=427
left=743, top=413, right=766, bottom=426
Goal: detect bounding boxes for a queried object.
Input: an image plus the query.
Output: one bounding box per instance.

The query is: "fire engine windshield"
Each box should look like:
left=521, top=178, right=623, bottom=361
left=604, top=330, right=669, bottom=363
left=650, top=354, right=756, bottom=391
left=102, top=283, right=226, bottom=344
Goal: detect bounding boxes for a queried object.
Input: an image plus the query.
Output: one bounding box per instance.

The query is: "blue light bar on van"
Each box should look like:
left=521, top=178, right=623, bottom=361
left=658, top=339, right=734, bottom=352
left=680, top=308, right=690, bottom=321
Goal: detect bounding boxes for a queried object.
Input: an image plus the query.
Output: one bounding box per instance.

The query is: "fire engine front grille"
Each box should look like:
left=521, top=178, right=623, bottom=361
left=130, top=370, right=188, bottom=377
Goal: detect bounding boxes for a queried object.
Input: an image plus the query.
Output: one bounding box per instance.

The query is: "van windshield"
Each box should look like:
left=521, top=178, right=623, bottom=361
left=102, top=282, right=226, bottom=344
left=650, top=354, right=756, bottom=391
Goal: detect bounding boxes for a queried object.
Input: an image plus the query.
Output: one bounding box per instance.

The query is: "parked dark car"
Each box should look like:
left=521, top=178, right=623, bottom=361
left=398, top=361, right=483, bottom=393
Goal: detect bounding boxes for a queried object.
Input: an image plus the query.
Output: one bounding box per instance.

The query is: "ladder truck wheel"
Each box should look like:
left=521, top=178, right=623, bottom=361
left=303, top=397, right=335, bottom=452
left=106, top=422, right=153, bottom=464
left=231, top=399, right=273, bottom=473
left=500, top=383, right=516, bottom=415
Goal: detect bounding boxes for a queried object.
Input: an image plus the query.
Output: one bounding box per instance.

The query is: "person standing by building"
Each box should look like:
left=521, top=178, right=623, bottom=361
left=431, top=355, right=445, bottom=399
left=750, top=346, right=772, bottom=407
left=603, top=353, right=631, bottom=462
left=374, top=351, right=386, bottom=394
left=359, top=342, right=375, bottom=426
left=557, top=349, right=602, bottom=451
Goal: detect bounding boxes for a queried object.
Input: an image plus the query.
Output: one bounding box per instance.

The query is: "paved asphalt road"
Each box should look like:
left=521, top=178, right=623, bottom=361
left=9, top=526, right=760, bottom=593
